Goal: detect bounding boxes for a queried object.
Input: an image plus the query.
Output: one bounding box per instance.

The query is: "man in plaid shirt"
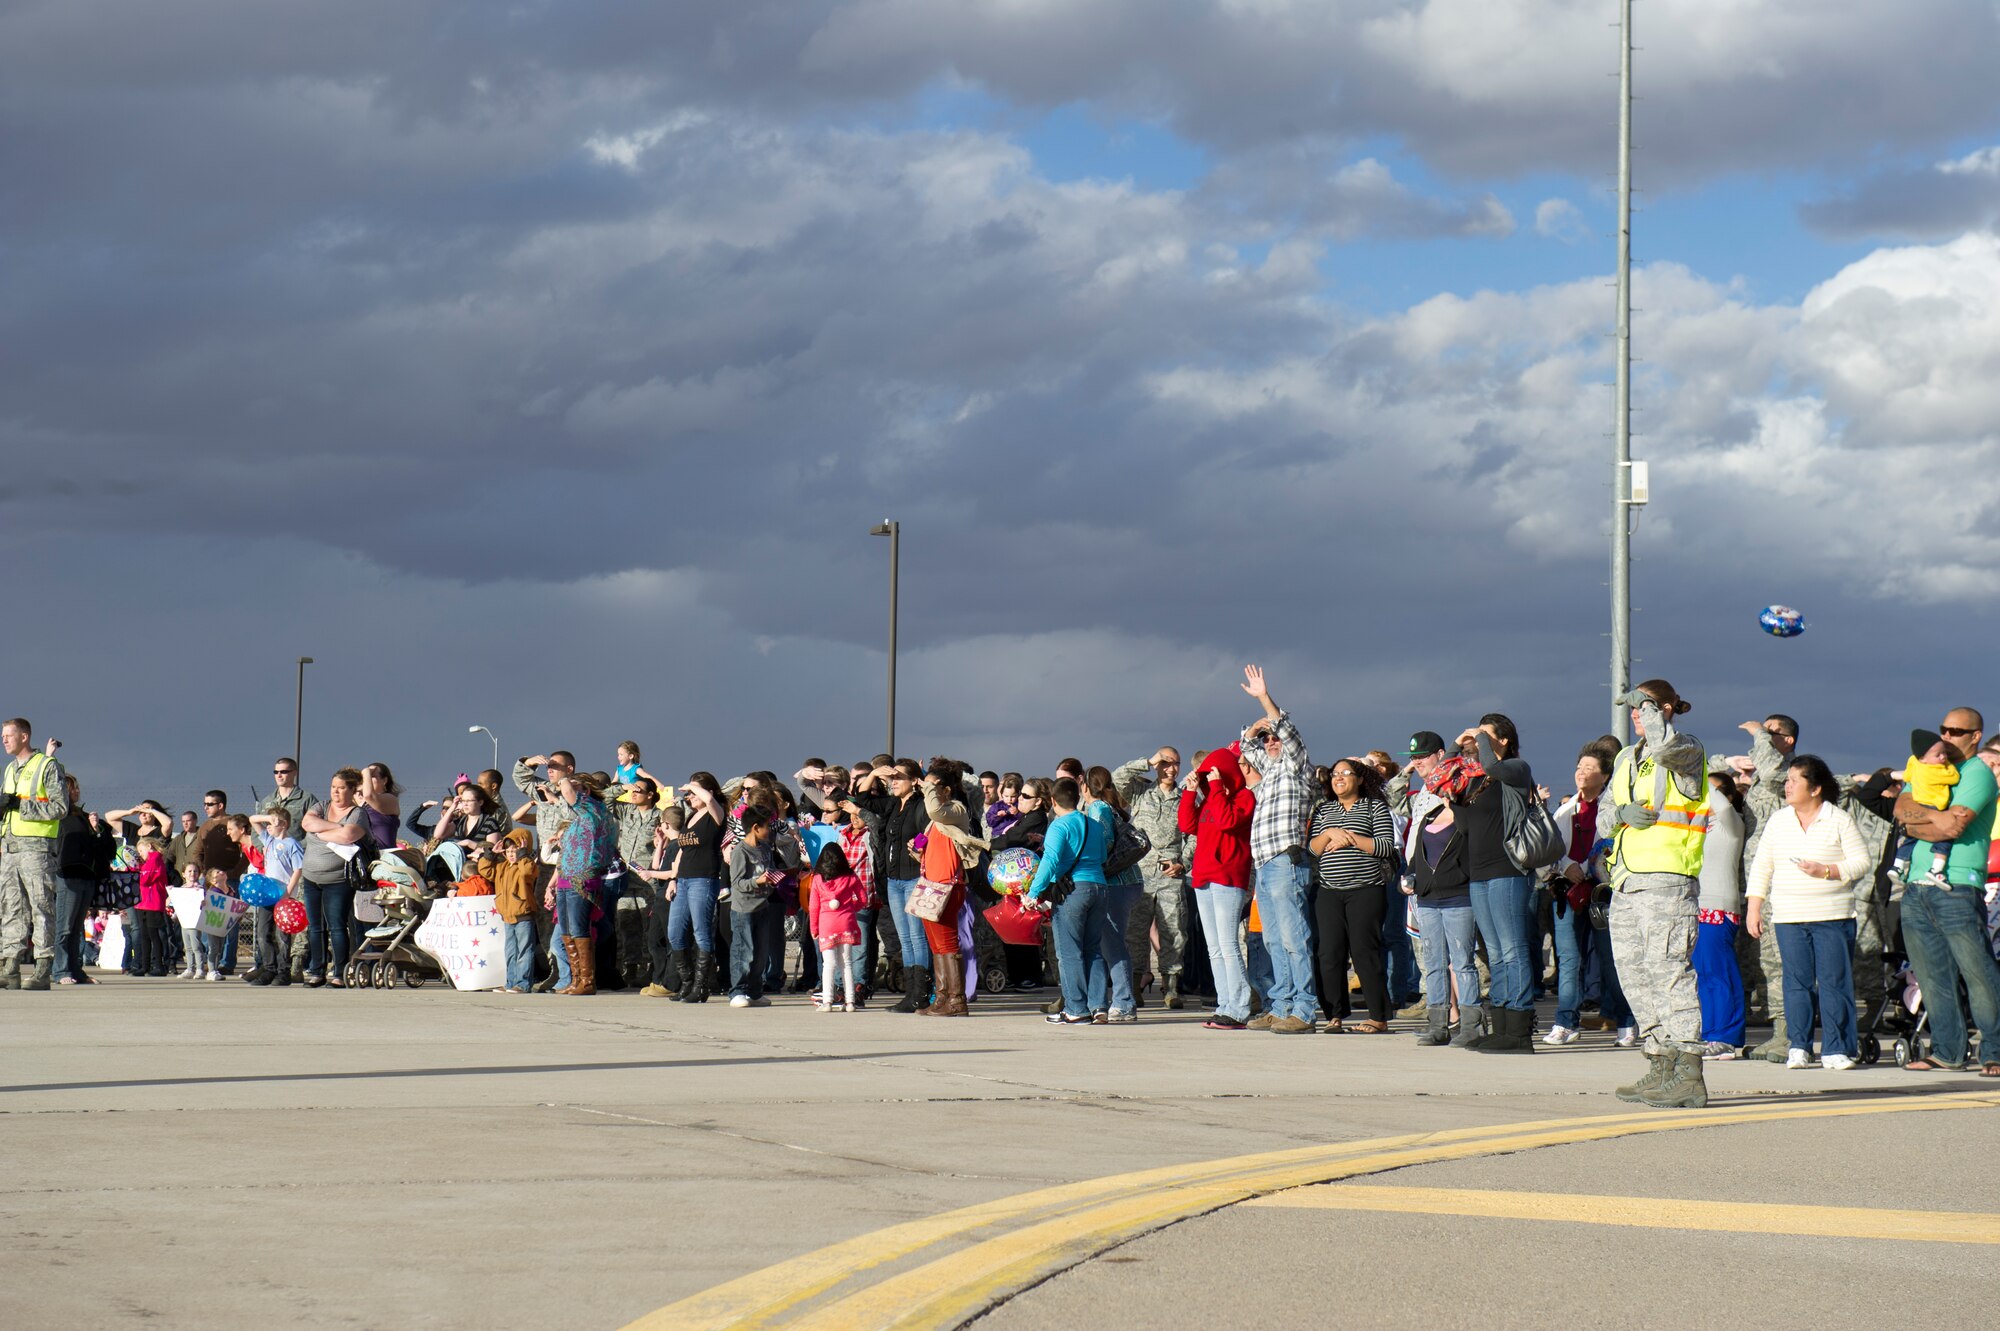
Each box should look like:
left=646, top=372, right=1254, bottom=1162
left=1236, top=665, right=1318, bottom=1034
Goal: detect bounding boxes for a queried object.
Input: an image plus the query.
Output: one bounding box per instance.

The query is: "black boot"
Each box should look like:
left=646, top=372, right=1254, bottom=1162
left=683, top=950, right=712, bottom=1003
left=893, top=965, right=930, bottom=1013
left=1475, top=1007, right=1536, bottom=1053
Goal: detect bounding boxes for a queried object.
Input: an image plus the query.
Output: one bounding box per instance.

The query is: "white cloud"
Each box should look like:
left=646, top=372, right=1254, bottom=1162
left=1534, top=198, right=1586, bottom=243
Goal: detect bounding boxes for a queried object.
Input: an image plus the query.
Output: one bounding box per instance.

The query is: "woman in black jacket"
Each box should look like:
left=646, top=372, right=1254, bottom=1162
left=54, top=777, right=113, bottom=984
left=989, top=778, right=1052, bottom=991
left=1451, top=715, right=1540, bottom=1051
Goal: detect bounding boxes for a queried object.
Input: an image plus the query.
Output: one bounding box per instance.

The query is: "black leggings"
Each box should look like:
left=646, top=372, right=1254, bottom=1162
left=1315, top=882, right=1389, bottom=1023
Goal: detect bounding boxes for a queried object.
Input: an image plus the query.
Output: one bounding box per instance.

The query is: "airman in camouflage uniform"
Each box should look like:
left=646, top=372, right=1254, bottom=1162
left=1, top=719, right=71, bottom=990
left=1113, top=750, right=1193, bottom=1008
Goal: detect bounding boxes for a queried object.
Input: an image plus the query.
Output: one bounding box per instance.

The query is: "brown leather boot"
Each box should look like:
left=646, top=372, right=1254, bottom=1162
left=916, top=952, right=947, bottom=1015
left=569, top=936, right=597, bottom=996
left=935, top=953, right=969, bottom=1017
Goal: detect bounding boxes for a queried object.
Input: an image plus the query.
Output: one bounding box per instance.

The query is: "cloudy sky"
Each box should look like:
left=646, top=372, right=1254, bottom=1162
left=11, top=0, right=2000, bottom=810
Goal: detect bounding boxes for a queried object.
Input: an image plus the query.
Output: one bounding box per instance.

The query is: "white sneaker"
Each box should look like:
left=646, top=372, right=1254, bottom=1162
left=1541, top=1025, right=1579, bottom=1045
left=1786, top=1048, right=1812, bottom=1069
left=1821, top=1053, right=1857, bottom=1071
left=207, top=969, right=223, bottom=982
left=1614, top=1026, right=1639, bottom=1047
left=728, top=994, right=751, bottom=1008
left=180, top=964, right=197, bottom=980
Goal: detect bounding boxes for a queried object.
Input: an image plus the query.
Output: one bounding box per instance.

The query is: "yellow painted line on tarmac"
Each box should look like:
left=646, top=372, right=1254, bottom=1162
left=623, top=1090, right=2000, bottom=1331
left=1248, top=1184, right=2000, bottom=1245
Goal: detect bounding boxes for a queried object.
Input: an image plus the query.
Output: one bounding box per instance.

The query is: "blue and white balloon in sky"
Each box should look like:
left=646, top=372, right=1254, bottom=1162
left=1758, top=605, right=1805, bottom=638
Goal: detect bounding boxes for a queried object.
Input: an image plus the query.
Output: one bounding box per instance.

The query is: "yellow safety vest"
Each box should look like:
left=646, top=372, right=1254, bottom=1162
left=3, top=753, right=58, bottom=838
left=1607, top=742, right=1707, bottom=884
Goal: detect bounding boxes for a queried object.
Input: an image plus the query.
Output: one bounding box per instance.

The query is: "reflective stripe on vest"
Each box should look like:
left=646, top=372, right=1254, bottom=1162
left=1608, top=743, right=1707, bottom=882
left=3, top=753, right=58, bottom=838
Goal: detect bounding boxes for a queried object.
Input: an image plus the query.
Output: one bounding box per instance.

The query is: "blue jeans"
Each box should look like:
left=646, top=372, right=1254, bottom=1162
left=1247, top=928, right=1274, bottom=1002
left=1052, top=881, right=1109, bottom=1018
left=1551, top=899, right=1632, bottom=1028
left=1469, top=875, right=1535, bottom=1011
left=1194, top=888, right=1251, bottom=1021
left=1694, top=918, right=1746, bottom=1045
left=856, top=907, right=879, bottom=988
left=555, top=887, right=592, bottom=938
left=1381, top=897, right=1421, bottom=1005
left=55, top=877, right=93, bottom=982
left=1900, top=879, right=2000, bottom=1067
left=1099, top=881, right=1140, bottom=1013
left=1776, top=918, right=1857, bottom=1057
left=502, top=918, right=536, bottom=991
left=886, top=878, right=932, bottom=969
left=666, top=876, right=719, bottom=952
left=728, top=900, right=784, bottom=999
left=1416, top=899, right=1479, bottom=1013
left=1254, top=854, right=1316, bottom=1022
left=300, top=878, right=353, bottom=978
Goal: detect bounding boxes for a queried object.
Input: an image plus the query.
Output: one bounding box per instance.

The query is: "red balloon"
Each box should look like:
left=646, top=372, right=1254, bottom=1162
left=273, top=899, right=308, bottom=935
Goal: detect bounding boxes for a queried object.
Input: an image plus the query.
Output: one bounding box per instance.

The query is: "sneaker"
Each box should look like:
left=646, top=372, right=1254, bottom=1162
left=1821, top=1053, right=1857, bottom=1071
left=729, top=994, right=752, bottom=1008
left=639, top=983, right=671, bottom=998
left=1785, top=1048, right=1812, bottom=1069
left=1701, top=1041, right=1741, bottom=1061
left=180, top=964, right=198, bottom=980
left=1091, top=1010, right=1108, bottom=1025
left=747, top=996, right=771, bottom=1007
left=1104, top=1008, right=1137, bottom=1024
left=1542, top=1025, right=1580, bottom=1046
left=1202, top=1015, right=1246, bottom=1030
left=1614, top=1026, right=1639, bottom=1047
left=1045, top=1012, right=1092, bottom=1025
left=1246, top=1013, right=1278, bottom=1031
left=207, top=969, right=224, bottom=982
left=1269, top=1016, right=1314, bottom=1035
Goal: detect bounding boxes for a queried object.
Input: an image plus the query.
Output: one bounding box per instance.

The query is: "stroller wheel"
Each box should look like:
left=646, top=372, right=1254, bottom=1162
left=402, top=969, right=425, bottom=989
left=1858, top=1033, right=1881, bottom=1066
left=372, top=960, right=394, bottom=990
left=982, top=965, right=1009, bottom=994
left=1893, top=1038, right=1914, bottom=1067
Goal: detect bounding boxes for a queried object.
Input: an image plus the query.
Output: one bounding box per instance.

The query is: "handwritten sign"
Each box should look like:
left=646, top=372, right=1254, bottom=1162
left=413, top=897, right=505, bottom=991
left=169, top=886, right=207, bottom=928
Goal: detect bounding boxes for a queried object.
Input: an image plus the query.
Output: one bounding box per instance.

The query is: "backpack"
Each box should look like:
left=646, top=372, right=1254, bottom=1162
left=1102, top=807, right=1152, bottom=878
left=1499, top=777, right=1564, bottom=873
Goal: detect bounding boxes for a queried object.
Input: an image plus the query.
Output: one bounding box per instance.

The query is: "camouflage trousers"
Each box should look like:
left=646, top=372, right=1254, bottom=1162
left=1608, top=877, right=1703, bottom=1054
left=0, top=838, right=61, bottom=961
left=1125, top=874, right=1190, bottom=979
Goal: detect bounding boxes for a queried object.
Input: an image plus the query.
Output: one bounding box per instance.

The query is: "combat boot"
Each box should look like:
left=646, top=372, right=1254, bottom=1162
left=2, top=957, right=20, bottom=990
left=1642, top=1049, right=1709, bottom=1109
left=1616, top=1051, right=1672, bottom=1103
left=24, top=957, right=52, bottom=991
left=1163, top=974, right=1184, bottom=1010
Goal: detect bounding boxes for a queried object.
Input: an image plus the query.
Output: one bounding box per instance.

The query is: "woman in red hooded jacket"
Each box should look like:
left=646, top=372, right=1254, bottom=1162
left=1180, top=748, right=1256, bottom=1029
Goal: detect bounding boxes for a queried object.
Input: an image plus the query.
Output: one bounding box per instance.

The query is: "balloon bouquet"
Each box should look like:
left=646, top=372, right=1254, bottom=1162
left=983, top=847, right=1046, bottom=946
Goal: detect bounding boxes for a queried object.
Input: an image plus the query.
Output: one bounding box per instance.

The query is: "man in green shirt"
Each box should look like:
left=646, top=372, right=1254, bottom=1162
left=1892, top=706, right=2000, bottom=1074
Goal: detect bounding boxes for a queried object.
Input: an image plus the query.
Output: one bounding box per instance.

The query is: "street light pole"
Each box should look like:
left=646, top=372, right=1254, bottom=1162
left=1609, top=0, right=1635, bottom=745
left=869, top=520, right=899, bottom=758
left=294, top=657, right=315, bottom=778
left=468, top=725, right=499, bottom=772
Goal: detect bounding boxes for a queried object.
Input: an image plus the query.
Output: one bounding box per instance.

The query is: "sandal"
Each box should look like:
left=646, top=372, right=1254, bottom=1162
left=1981, top=1063, right=2000, bottom=1078
left=1903, top=1057, right=1963, bottom=1072
left=1352, top=1019, right=1390, bottom=1034
left=1319, top=1019, right=1346, bottom=1034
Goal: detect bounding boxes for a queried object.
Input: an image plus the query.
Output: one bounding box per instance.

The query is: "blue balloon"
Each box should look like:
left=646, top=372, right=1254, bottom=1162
left=1758, top=605, right=1805, bottom=638
left=237, top=873, right=285, bottom=908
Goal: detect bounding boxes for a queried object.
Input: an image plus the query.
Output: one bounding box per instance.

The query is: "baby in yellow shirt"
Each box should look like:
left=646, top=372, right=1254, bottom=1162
left=1900, top=729, right=1960, bottom=885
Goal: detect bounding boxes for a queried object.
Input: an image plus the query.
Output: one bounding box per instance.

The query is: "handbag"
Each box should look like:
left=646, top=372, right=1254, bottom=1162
left=1102, top=808, right=1152, bottom=878
left=907, top=878, right=955, bottom=922
left=1500, top=777, right=1564, bottom=873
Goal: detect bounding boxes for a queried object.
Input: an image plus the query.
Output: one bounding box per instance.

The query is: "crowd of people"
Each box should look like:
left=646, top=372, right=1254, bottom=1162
left=5, top=665, right=2000, bottom=1108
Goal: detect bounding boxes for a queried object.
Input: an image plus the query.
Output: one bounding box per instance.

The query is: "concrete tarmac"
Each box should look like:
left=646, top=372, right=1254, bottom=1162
left=3, top=977, right=1995, bottom=1329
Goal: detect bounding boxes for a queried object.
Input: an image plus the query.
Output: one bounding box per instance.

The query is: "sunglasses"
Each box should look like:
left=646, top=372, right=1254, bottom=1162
left=1941, top=725, right=1977, bottom=738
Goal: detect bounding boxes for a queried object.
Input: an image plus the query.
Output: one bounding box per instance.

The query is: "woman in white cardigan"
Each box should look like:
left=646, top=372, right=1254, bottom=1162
left=1746, top=754, right=1874, bottom=1070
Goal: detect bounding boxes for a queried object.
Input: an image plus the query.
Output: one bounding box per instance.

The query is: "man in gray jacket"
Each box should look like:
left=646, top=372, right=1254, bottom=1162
left=1113, top=748, right=1192, bottom=1008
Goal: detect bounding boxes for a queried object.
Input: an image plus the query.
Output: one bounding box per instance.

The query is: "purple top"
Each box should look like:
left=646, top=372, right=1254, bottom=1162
left=361, top=805, right=398, bottom=851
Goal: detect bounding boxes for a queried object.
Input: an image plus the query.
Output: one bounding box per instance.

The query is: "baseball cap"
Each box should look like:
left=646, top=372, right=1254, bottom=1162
left=1405, top=731, right=1446, bottom=759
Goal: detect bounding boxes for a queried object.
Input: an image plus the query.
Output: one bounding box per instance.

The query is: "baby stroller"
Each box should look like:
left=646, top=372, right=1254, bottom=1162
left=342, top=847, right=449, bottom=990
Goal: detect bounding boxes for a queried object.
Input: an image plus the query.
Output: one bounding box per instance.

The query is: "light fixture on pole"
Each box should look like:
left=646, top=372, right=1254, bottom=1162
left=294, top=657, right=315, bottom=779
left=468, top=725, right=499, bottom=772
left=869, top=520, right=900, bottom=758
